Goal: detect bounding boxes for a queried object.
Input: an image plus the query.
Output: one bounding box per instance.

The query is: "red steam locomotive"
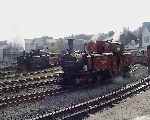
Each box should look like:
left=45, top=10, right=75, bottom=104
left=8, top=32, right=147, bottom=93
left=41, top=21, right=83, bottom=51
left=60, top=39, right=133, bottom=85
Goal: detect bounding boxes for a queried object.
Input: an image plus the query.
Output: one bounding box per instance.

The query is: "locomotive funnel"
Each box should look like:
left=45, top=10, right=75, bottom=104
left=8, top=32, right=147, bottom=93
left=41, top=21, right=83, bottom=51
left=67, top=38, right=74, bottom=53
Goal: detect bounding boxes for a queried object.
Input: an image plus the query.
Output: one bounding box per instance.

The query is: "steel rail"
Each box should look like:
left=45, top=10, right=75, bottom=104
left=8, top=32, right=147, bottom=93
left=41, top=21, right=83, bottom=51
left=0, top=86, right=64, bottom=108
left=0, top=78, right=59, bottom=93
left=29, top=76, right=150, bottom=120
left=0, top=67, right=61, bottom=79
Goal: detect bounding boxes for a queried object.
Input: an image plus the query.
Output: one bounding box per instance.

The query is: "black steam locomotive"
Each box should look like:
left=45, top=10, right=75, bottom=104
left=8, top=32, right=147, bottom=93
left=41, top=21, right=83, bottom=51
left=17, top=49, right=50, bottom=71
left=60, top=39, right=87, bottom=84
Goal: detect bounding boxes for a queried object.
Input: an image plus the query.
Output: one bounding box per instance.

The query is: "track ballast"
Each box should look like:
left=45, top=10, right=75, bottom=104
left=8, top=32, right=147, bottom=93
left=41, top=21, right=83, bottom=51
left=29, top=76, right=150, bottom=120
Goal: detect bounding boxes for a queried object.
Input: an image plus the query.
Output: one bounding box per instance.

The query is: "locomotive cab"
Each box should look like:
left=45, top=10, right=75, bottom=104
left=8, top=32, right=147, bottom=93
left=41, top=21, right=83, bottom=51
left=87, top=53, right=113, bottom=82
left=87, top=53, right=113, bottom=71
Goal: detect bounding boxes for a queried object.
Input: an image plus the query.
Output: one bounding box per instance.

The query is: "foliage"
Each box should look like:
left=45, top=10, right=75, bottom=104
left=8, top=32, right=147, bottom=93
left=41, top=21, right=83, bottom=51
left=119, top=29, right=137, bottom=46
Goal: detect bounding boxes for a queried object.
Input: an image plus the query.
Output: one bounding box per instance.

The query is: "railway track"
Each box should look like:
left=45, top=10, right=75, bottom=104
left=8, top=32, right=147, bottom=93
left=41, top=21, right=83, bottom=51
left=0, top=68, right=62, bottom=94
left=29, top=76, right=150, bottom=120
left=0, top=75, right=55, bottom=86
left=0, top=77, right=60, bottom=93
left=0, top=75, right=63, bottom=107
left=0, top=76, right=116, bottom=109
left=0, top=67, right=61, bottom=79
left=0, top=85, right=64, bottom=108
left=0, top=70, right=63, bottom=108
left=0, top=64, right=140, bottom=95
left=0, top=64, right=147, bottom=120
left=0, top=78, right=97, bottom=109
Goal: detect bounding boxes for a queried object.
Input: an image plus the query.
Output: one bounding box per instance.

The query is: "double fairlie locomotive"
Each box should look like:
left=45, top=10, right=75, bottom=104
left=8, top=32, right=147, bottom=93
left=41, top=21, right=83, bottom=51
left=60, top=39, right=133, bottom=85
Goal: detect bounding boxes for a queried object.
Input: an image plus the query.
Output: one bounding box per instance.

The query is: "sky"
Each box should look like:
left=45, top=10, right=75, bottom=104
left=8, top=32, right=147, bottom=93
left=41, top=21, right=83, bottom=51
left=0, top=0, right=150, bottom=44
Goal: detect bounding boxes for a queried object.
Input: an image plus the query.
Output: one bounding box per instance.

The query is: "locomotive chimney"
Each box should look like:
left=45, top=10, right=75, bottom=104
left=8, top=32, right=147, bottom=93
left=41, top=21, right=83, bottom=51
left=67, top=38, right=74, bottom=53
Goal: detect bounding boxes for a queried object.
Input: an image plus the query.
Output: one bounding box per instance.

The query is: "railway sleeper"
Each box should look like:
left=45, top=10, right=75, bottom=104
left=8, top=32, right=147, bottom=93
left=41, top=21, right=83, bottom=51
left=47, top=81, right=150, bottom=120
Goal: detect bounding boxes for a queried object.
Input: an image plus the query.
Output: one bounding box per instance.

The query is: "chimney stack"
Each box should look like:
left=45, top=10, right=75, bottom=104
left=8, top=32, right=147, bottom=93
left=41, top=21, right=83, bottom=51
left=67, top=38, right=74, bottom=53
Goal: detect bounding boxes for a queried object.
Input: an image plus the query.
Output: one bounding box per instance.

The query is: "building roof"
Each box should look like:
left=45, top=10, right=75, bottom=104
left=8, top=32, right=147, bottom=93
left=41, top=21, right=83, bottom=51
left=143, top=22, right=150, bottom=32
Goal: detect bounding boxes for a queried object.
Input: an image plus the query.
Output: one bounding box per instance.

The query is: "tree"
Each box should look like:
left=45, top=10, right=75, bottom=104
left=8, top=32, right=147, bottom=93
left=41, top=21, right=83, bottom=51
left=119, top=29, right=137, bottom=46
left=133, top=27, right=142, bottom=47
left=108, top=31, right=115, bottom=37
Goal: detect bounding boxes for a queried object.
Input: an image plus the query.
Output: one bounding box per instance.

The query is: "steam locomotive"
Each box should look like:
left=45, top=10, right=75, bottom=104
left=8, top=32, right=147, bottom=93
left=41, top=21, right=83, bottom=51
left=60, top=39, right=133, bottom=85
left=17, top=49, right=59, bottom=71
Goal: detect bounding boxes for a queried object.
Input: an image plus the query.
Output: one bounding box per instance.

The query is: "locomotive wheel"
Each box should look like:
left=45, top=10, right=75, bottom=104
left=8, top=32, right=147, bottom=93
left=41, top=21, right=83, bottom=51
left=90, top=72, right=97, bottom=83
left=75, top=78, right=81, bottom=85
left=102, top=70, right=112, bottom=84
left=121, top=66, right=130, bottom=78
left=95, top=71, right=102, bottom=83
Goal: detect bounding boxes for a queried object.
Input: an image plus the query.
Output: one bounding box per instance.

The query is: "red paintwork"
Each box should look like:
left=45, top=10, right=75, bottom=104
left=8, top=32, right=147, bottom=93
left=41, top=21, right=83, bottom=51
left=96, top=41, right=112, bottom=53
left=86, top=41, right=97, bottom=53
left=85, top=40, right=132, bottom=77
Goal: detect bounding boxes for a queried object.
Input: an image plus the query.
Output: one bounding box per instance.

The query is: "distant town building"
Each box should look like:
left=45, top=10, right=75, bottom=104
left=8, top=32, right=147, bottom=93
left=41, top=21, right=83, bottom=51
left=73, top=39, right=87, bottom=51
left=0, top=40, right=8, bottom=62
left=64, top=37, right=87, bottom=51
left=0, top=40, right=23, bottom=68
left=25, top=36, right=56, bottom=52
left=0, top=40, right=7, bottom=46
left=3, top=44, right=23, bottom=65
left=142, top=22, right=150, bottom=50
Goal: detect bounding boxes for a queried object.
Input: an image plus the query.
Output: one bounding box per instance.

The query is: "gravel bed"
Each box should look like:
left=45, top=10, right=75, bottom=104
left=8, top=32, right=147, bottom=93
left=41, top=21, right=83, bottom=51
left=85, top=86, right=150, bottom=120
left=0, top=67, right=61, bottom=82
left=0, top=78, right=52, bottom=88
left=0, top=72, right=53, bottom=82
left=0, top=64, right=148, bottom=120
left=0, top=84, right=59, bottom=99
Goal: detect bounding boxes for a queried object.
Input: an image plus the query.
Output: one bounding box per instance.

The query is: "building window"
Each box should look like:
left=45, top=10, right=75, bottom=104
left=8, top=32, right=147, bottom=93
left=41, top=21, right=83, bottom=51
left=144, top=36, right=149, bottom=43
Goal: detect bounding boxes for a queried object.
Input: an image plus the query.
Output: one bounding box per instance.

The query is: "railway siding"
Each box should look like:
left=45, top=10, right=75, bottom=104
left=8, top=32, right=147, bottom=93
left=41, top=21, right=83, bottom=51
left=0, top=64, right=148, bottom=120
left=30, top=76, right=150, bottom=120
